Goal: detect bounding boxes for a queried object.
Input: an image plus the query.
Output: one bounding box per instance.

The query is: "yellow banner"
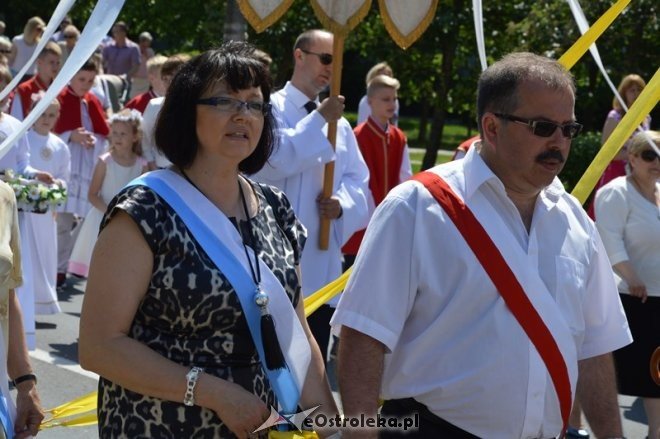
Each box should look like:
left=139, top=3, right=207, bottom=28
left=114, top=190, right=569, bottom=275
left=303, top=268, right=351, bottom=316
left=558, top=0, right=630, bottom=70
left=571, top=68, right=659, bottom=203
left=40, top=390, right=98, bottom=429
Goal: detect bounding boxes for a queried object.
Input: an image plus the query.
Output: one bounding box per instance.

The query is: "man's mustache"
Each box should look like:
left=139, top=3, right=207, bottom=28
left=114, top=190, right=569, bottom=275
left=536, top=149, right=565, bottom=163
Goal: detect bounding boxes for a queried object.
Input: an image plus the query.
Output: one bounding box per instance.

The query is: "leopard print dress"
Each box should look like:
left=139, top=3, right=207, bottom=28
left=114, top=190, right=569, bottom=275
left=97, top=180, right=307, bottom=438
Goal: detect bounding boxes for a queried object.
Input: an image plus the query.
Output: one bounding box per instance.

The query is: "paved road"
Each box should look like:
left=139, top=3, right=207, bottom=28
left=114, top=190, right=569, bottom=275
left=25, top=277, right=650, bottom=438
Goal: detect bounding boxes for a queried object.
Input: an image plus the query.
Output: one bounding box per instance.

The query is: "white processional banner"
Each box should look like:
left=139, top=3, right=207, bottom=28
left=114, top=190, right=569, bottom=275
left=236, top=0, right=293, bottom=33
left=0, top=0, right=126, bottom=161
left=472, top=0, right=487, bottom=71
left=379, top=0, right=437, bottom=49
left=0, top=0, right=76, bottom=102
left=310, top=0, right=371, bottom=33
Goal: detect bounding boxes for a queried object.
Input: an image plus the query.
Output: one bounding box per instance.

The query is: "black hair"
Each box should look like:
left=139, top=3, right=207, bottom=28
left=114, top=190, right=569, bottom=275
left=155, top=41, right=276, bottom=174
left=476, top=52, right=575, bottom=136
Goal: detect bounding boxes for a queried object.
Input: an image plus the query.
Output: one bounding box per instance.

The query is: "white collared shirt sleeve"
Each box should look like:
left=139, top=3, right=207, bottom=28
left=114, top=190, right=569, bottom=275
left=356, top=95, right=369, bottom=126
left=594, top=181, right=630, bottom=265
left=9, top=97, right=24, bottom=121
left=578, top=227, right=632, bottom=359
left=332, top=187, right=417, bottom=351
left=332, top=120, right=371, bottom=246
left=54, top=135, right=71, bottom=184
left=256, top=106, right=335, bottom=182
left=399, top=143, right=413, bottom=182
left=141, top=99, right=160, bottom=164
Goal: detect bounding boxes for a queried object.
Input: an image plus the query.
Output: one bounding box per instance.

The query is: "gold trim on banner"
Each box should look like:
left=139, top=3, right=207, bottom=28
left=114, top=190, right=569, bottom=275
left=236, top=0, right=294, bottom=33
left=378, top=0, right=438, bottom=49
left=310, top=0, right=372, bottom=36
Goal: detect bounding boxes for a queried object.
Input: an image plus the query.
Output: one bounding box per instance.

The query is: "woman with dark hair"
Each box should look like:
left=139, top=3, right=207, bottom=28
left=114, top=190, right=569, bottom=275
left=79, top=42, right=338, bottom=438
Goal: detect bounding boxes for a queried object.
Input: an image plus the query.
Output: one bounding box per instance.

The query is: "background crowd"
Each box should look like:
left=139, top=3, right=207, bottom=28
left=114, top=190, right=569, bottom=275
left=0, top=8, right=657, bottom=439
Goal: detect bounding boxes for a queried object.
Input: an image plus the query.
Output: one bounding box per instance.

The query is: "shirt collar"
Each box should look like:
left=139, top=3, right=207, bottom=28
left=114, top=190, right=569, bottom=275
left=366, top=116, right=389, bottom=135
left=283, top=82, right=318, bottom=112
left=462, top=141, right=565, bottom=206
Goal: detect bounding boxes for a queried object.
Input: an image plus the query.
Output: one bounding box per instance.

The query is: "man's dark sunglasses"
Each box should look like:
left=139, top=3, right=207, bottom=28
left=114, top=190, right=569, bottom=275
left=494, top=113, right=583, bottom=139
left=300, top=49, right=333, bottom=65
left=640, top=149, right=660, bottom=162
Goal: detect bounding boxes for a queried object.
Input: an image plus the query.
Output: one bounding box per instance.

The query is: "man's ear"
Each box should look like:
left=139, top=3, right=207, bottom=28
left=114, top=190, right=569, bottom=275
left=481, top=113, right=499, bottom=147
left=293, top=48, right=303, bottom=64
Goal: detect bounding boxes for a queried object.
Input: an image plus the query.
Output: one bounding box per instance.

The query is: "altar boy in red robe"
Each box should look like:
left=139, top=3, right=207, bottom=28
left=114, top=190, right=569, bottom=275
left=342, top=75, right=412, bottom=268
left=9, top=41, right=62, bottom=120
left=53, top=57, right=109, bottom=287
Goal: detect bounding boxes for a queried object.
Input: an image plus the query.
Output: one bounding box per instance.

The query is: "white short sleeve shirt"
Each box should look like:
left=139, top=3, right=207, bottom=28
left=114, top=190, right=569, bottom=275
left=332, top=145, right=631, bottom=438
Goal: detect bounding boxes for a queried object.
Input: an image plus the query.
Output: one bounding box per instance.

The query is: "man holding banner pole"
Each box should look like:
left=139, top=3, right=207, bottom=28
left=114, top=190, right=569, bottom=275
left=333, top=52, right=631, bottom=438
left=253, top=29, right=370, bottom=363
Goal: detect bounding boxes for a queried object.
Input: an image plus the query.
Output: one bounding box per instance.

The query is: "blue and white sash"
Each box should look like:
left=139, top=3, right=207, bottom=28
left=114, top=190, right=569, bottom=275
left=127, top=170, right=311, bottom=414
left=0, top=393, right=13, bottom=439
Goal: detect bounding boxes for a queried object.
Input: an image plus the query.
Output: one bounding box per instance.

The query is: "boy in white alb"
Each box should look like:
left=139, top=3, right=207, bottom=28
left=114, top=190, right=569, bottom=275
left=26, top=98, right=70, bottom=314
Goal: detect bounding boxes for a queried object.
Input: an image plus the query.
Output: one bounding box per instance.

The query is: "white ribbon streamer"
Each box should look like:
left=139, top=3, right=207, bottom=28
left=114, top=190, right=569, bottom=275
left=0, top=0, right=76, bottom=102
left=472, top=0, right=487, bottom=72
left=0, top=0, right=126, bottom=161
left=565, top=0, right=658, bottom=153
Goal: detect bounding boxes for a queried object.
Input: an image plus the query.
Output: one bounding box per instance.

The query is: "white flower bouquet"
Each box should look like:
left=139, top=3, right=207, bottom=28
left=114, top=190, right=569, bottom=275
left=1, top=169, right=67, bottom=214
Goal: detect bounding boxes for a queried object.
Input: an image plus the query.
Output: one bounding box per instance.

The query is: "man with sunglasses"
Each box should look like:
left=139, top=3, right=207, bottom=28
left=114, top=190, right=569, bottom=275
left=334, top=52, right=631, bottom=438
left=253, top=29, right=370, bottom=364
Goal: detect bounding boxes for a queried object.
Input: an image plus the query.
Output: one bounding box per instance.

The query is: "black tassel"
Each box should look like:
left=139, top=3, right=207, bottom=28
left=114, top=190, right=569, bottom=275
left=261, top=313, right=286, bottom=370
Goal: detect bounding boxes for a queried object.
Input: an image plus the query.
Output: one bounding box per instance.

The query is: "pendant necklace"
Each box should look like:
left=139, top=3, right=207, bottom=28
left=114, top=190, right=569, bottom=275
left=180, top=169, right=286, bottom=369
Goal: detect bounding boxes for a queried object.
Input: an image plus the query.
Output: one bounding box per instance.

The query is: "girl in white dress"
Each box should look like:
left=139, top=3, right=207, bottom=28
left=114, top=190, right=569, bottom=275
left=26, top=98, right=71, bottom=315
left=69, top=110, right=146, bottom=277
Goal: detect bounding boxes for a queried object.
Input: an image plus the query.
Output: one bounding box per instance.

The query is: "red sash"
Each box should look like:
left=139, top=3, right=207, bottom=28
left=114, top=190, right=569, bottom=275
left=413, top=171, right=572, bottom=432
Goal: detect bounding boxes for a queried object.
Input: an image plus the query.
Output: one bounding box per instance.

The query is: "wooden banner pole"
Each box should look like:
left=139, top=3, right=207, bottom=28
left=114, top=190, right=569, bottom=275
left=319, top=33, right=345, bottom=250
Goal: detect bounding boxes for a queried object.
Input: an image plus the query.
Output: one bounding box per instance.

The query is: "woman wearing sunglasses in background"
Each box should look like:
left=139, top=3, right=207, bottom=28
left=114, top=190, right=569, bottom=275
left=595, top=130, right=660, bottom=439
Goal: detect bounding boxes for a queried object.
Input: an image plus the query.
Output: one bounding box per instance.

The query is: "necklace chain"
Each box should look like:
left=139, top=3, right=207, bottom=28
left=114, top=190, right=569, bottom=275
left=180, top=169, right=261, bottom=285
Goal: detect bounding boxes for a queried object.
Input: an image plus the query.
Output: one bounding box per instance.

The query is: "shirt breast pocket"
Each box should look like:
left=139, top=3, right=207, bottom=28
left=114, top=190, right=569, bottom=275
left=555, top=255, right=587, bottom=346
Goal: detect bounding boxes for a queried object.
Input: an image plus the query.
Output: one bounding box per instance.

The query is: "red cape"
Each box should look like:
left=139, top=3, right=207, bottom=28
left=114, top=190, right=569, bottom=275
left=54, top=86, right=110, bottom=136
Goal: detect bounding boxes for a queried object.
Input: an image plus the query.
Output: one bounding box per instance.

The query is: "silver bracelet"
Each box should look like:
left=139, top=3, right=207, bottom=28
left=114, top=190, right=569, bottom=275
left=183, top=366, right=203, bottom=406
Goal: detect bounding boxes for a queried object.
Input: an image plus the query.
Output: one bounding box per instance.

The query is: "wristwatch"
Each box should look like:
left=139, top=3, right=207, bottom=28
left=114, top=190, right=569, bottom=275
left=183, top=367, right=203, bottom=406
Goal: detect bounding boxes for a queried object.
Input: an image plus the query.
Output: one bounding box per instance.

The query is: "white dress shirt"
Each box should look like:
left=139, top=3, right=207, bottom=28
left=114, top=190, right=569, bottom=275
left=253, top=82, right=370, bottom=302
left=332, top=145, right=631, bottom=438
left=595, top=176, right=660, bottom=297
left=0, top=113, right=35, bottom=176
left=141, top=97, right=171, bottom=168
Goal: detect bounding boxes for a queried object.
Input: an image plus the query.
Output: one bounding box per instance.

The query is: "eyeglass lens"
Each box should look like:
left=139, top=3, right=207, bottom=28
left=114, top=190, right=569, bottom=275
left=640, top=149, right=659, bottom=162
left=200, top=97, right=268, bottom=115
left=533, top=121, right=581, bottom=139
left=302, top=49, right=332, bottom=65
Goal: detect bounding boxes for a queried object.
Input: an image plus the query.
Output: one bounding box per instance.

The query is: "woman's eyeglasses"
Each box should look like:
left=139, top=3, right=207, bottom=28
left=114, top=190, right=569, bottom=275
left=639, top=149, right=660, bottom=163
left=300, top=49, right=333, bottom=66
left=494, top=113, right=583, bottom=139
left=197, top=96, right=271, bottom=116
left=64, top=34, right=77, bottom=39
